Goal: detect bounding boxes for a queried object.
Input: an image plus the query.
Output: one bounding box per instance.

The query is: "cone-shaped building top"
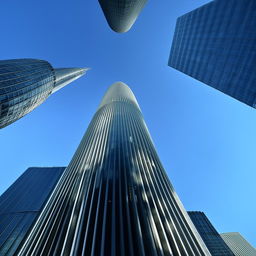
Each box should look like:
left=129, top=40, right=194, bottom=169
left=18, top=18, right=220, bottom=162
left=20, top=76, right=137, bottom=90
left=52, top=68, right=88, bottom=93
left=0, top=59, right=88, bottom=129
left=99, top=0, right=147, bottom=33
left=98, top=81, right=140, bottom=110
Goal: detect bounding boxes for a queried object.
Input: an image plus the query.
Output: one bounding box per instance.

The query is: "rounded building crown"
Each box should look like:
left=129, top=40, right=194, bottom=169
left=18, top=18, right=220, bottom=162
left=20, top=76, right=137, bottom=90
left=98, top=82, right=140, bottom=110
left=98, top=0, right=148, bottom=33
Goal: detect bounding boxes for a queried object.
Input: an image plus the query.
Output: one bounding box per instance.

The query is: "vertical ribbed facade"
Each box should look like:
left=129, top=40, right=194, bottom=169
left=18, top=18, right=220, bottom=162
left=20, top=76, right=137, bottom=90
left=188, top=211, right=234, bottom=256
left=0, top=59, right=87, bottom=128
left=98, top=0, right=147, bottom=33
left=0, top=167, right=65, bottom=256
left=221, top=233, right=256, bottom=256
left=17, top=82, right=210, bottom=256
left=169, top=0, right=256, bottom=108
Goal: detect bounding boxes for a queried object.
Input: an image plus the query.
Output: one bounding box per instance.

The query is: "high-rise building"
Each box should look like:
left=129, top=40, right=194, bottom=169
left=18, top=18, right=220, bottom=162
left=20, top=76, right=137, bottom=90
left=98, top=0, right=147, bottom=33
left=0, top=167, right=65, bottom=255
left=16, top=82, right=210, bottom=256
left=0, top=59, right=88, bottom=128
left=168, top=0, right=256, bottom=108
left=221, top=232, right=256, bottom=256
left=188, top=211, right=234, bottom=256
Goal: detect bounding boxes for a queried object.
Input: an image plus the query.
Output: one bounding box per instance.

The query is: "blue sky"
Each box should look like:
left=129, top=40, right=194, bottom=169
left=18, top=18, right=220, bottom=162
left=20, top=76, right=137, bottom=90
left=1, top=0, right=256, bottom=247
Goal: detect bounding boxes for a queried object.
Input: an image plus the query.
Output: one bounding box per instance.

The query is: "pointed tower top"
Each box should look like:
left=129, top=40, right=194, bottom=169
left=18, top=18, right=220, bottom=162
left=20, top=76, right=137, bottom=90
left=52, top=68, right=89, bottom=93
left=98, top=82, right=140, bottom=110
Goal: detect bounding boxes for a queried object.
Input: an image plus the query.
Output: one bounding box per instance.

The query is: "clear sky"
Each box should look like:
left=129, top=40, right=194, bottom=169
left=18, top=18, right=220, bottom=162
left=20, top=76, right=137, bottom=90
left=0, top=0, right=255, bottom=248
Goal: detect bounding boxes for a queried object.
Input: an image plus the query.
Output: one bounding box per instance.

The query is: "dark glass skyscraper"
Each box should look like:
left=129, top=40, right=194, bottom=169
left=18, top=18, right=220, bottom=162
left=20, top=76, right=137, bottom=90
left=188, top=211, right=234, bottom=256
left=169, top=0, right=256, bottom=108
left=16, top=82, right=210, bottom=256
left=99, top=0, right=147, bottom=33
left=0, top=59, right=87, bottom=128
left=0, top=167, right=65, bottom=256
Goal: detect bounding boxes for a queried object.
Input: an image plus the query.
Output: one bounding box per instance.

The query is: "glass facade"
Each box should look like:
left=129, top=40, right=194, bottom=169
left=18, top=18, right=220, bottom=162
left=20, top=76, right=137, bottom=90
left=99, top=0, right=147, bottom=33
left=0, top=167, right=65, bottom=256
left=169, top=0, right=256, bottom=108
left=221, top=232, right=256, bottom=256
left=188, top=211, right=234, bottom=256
left=17, top=82, right=210, bottom=256
left=0, top=59, right=87, bottom=128
left=0, top=59, right=54, bottom=128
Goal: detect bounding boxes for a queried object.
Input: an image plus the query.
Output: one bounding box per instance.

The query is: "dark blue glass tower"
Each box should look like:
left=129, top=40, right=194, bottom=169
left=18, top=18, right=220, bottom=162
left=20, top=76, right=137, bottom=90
left=0, top=167, right=65, bottom=255
left=169, top=0, right=256, bottom=108
left=188, top=211, right=235, bottom=256
left=99, top=0, right=147, bottom=33
left=0, top=59, right=87, bottom=128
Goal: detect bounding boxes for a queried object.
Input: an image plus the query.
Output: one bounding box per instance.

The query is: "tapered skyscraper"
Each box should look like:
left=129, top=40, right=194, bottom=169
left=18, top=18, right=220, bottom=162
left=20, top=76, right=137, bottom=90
left=17, top=82, right=210, bottom=256
left=169, top=0, right=256, bottom=108
left=99, top=0, right=147, bottom=33
left=0, top=59, right=88, bottom=128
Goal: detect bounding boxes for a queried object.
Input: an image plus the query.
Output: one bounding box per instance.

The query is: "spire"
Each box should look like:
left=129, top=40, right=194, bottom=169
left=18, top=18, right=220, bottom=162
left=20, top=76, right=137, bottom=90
left=52, top=68, right=89, bottom=93
left=98, top=81, right=140, bottom=110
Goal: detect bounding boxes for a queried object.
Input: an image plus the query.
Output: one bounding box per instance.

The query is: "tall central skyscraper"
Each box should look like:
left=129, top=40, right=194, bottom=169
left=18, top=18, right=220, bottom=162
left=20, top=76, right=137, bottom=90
left=17, top=82, right=210, bottom=256
left=0, top=59, right=88, bottom=128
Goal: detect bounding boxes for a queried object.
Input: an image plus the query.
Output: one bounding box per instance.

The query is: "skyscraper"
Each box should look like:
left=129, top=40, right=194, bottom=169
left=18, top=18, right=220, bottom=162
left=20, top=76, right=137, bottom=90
left=0, top=167, right=65, bottom=255
left=221, top=232, right=256, bottom=256
left=188, top=211, right=234, bottom=256
left=16, top=82, right=210, bottom=256
left=98, top=0, right=147, bottom=33
left=0, top=59, right=88, bottom=128
left=168, top=0, right=256, bottom=108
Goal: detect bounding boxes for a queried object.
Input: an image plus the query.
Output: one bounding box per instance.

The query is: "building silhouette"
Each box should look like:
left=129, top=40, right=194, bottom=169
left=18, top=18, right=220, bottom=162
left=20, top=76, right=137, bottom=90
left=188, top=211, right=234, bottom=256
left=16, top=82, right=210, bottom=256
left=0, top=167, right=65, bottom=255
left=169, top=0, right=256, bottom=108
left=99, top=0, right=147, bottom=33
left=221, top=232, right=256, bottom=256
left=0, top=59, right=87, bottom=128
